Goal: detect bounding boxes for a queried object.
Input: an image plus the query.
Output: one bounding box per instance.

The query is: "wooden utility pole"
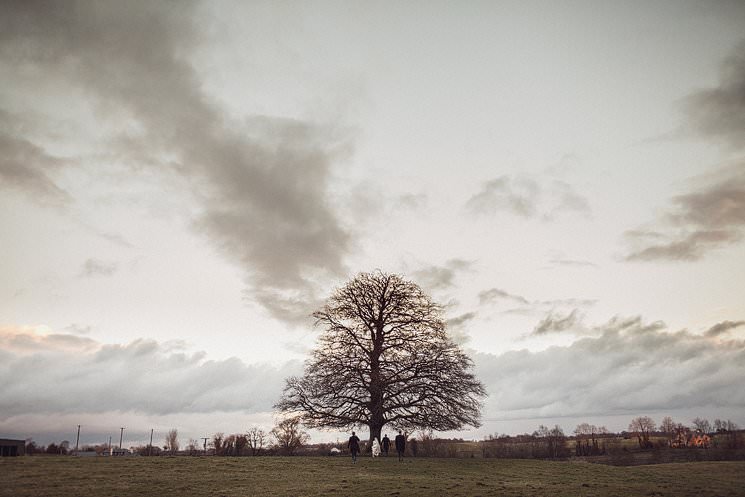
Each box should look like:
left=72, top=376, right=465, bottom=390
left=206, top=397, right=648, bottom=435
left=75, top=425, right=80, bottom=452
left=202, top=437, right=209, bottom=455
left=149, top=429, right=154, bottom=456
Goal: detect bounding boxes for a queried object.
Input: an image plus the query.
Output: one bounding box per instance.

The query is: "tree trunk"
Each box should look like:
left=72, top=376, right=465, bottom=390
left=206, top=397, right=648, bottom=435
left=367, top=324, right=384, bottom=452
left=367, top=371, right=384, bottom=451
left=368, top=422, right=382, bottom=452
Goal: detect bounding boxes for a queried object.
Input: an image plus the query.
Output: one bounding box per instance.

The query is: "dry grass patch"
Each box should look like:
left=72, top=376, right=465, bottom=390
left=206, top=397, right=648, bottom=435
left=2, top=456, right=745, bottom=497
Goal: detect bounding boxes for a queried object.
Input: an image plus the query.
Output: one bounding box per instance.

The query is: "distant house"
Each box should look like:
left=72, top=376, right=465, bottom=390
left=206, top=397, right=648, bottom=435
left=0, top=439, right=25, bottom=457
left=670, top=429, right=711, bottom=448
left=689, top=433, right=711, bottom=448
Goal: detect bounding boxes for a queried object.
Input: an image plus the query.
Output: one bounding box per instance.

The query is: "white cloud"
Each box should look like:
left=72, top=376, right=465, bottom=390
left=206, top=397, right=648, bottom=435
left=475, top=316, right=745, bottom=419
left=413, top=259, right=474, bottom=291
left=0, top=326, right=301, bottom=418
left=465, top=175, right=590, bottom=220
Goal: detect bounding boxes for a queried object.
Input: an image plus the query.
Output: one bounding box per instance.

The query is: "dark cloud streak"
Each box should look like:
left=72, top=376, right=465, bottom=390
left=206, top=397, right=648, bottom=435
left=684, top=40, right=745, bottom=149
left=625, top=40, right=745, bottom=261
left=532, top=309, right=582, bottom=335
left=0, top=1, right=351, bottom=324
left=705, top=320, right=745, bottom=337
left=0, top=113, right=71, bottom=205
left=478, top=287, right=595, bottom=315
left=624, top=166, right=745, bottom=261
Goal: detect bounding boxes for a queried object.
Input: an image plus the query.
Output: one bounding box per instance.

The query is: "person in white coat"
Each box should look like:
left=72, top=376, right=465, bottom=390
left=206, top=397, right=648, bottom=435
left=372, top=438, right=381, bottom=458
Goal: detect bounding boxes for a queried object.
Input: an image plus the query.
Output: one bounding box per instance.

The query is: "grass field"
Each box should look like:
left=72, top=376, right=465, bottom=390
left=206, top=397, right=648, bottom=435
left=3, top=456, right=745, bottom=497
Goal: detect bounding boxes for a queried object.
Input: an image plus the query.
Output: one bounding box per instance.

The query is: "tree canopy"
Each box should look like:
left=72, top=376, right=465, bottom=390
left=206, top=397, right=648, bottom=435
left=276, top=271, right=486, bottom=446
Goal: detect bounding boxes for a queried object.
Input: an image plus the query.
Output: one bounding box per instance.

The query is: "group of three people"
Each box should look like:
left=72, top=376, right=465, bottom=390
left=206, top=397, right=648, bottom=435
left=347, top=430, right=406, bottom=463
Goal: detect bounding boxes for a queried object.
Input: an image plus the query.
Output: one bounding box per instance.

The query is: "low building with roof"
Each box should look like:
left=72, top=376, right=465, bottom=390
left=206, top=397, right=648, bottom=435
left=0, top=439, right=25, bottom=457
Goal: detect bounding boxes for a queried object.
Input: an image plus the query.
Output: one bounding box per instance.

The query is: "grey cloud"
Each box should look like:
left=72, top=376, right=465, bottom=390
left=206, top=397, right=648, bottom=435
left=625, top=41, right=745, bottom=262
left=478, top=287, right=595, bottom=315
left=446, top=311, right=477, bottom=345
left=0, top=327, right=300, bottom=417
left=466, top=176, right=539, bottom=217
left=0, top=120, right=71, bottom=205
left=0, top=1, right=350, bottom=324
left=684, top=40, right=745, bottom=149
left=478, top=288, right=530, bottom=306
left=544, top=180, right=591, bottom=219
left=448, top=311, right=477, bottom=328
left=466, top=175, right=590, bottom=220
left=626, top=229, right=741, bottom=261
left=282, top=340, right=311, bottom=356
left=532, top=309, right=583, bottom=335
left=546, top=153, right=581, bottom=176
left=0, top=327, right=98, bottom=355
left=445, top=259, right=473, bottom=271
left=413, top=258, right=474, bottom=290
left=475, top=316, right=745, bottom=418
left=396, top=193, right=428, bottom=210
left=548, top=258, right=597, bottom=268
left=98, top=232, right=133, bottom=248
left=248, top=286, right=322, bottom=325
left=592, top=315, right=666, bottom=335
left=547, top=298, right=597, bottom=307
left=705, top=320, right=745, bottom=337
left=63, top=323, right=92, bottom=335
left=343, top=186, right=426, bottom=228
left=624, top=165, right=745, bottom=261
left=673, top=170, right=745, bottom=228
left=80, top=258, right=118, bottom=277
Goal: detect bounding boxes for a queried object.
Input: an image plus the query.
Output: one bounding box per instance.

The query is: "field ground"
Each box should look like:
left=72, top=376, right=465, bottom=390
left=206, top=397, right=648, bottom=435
left=3, top=456, right=745, bottom=497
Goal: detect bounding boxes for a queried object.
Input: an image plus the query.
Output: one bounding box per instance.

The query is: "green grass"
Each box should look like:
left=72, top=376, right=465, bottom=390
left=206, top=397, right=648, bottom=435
left=3, top=456, right=745, bottom=497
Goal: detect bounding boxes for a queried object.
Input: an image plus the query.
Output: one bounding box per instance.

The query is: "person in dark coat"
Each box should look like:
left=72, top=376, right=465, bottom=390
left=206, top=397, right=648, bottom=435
left=348, top=431, right=360, bottom=463
left=382, top=434, right=390, bottom=456
left=395, top=430, right=406, bottom=461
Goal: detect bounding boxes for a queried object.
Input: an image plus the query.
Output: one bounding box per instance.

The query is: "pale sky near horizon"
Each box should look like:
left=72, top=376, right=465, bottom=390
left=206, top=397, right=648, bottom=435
left=1, top=0, right=745, bottom=447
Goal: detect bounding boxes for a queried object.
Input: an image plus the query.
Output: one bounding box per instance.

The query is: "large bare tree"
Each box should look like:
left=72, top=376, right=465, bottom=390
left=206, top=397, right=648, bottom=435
left=276, top=271, right=486, bottom=448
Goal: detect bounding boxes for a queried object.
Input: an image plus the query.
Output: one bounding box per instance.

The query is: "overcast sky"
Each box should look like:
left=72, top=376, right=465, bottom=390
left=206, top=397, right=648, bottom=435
left=2, top=0, right=744, bottom=447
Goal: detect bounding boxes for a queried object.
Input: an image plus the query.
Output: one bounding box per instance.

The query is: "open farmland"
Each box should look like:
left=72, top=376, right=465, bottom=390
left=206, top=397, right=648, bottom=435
left=3, top=456, right=745, bottom=497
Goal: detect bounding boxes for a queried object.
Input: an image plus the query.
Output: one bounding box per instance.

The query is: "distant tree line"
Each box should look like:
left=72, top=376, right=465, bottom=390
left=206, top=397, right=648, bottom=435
left=127, top=421, right=306, bottom=457
left=24, top=440, right=70, bottom=455
left=476, top=415, right=743, bottom=462
left=20, top=414, right=743, bottom=463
